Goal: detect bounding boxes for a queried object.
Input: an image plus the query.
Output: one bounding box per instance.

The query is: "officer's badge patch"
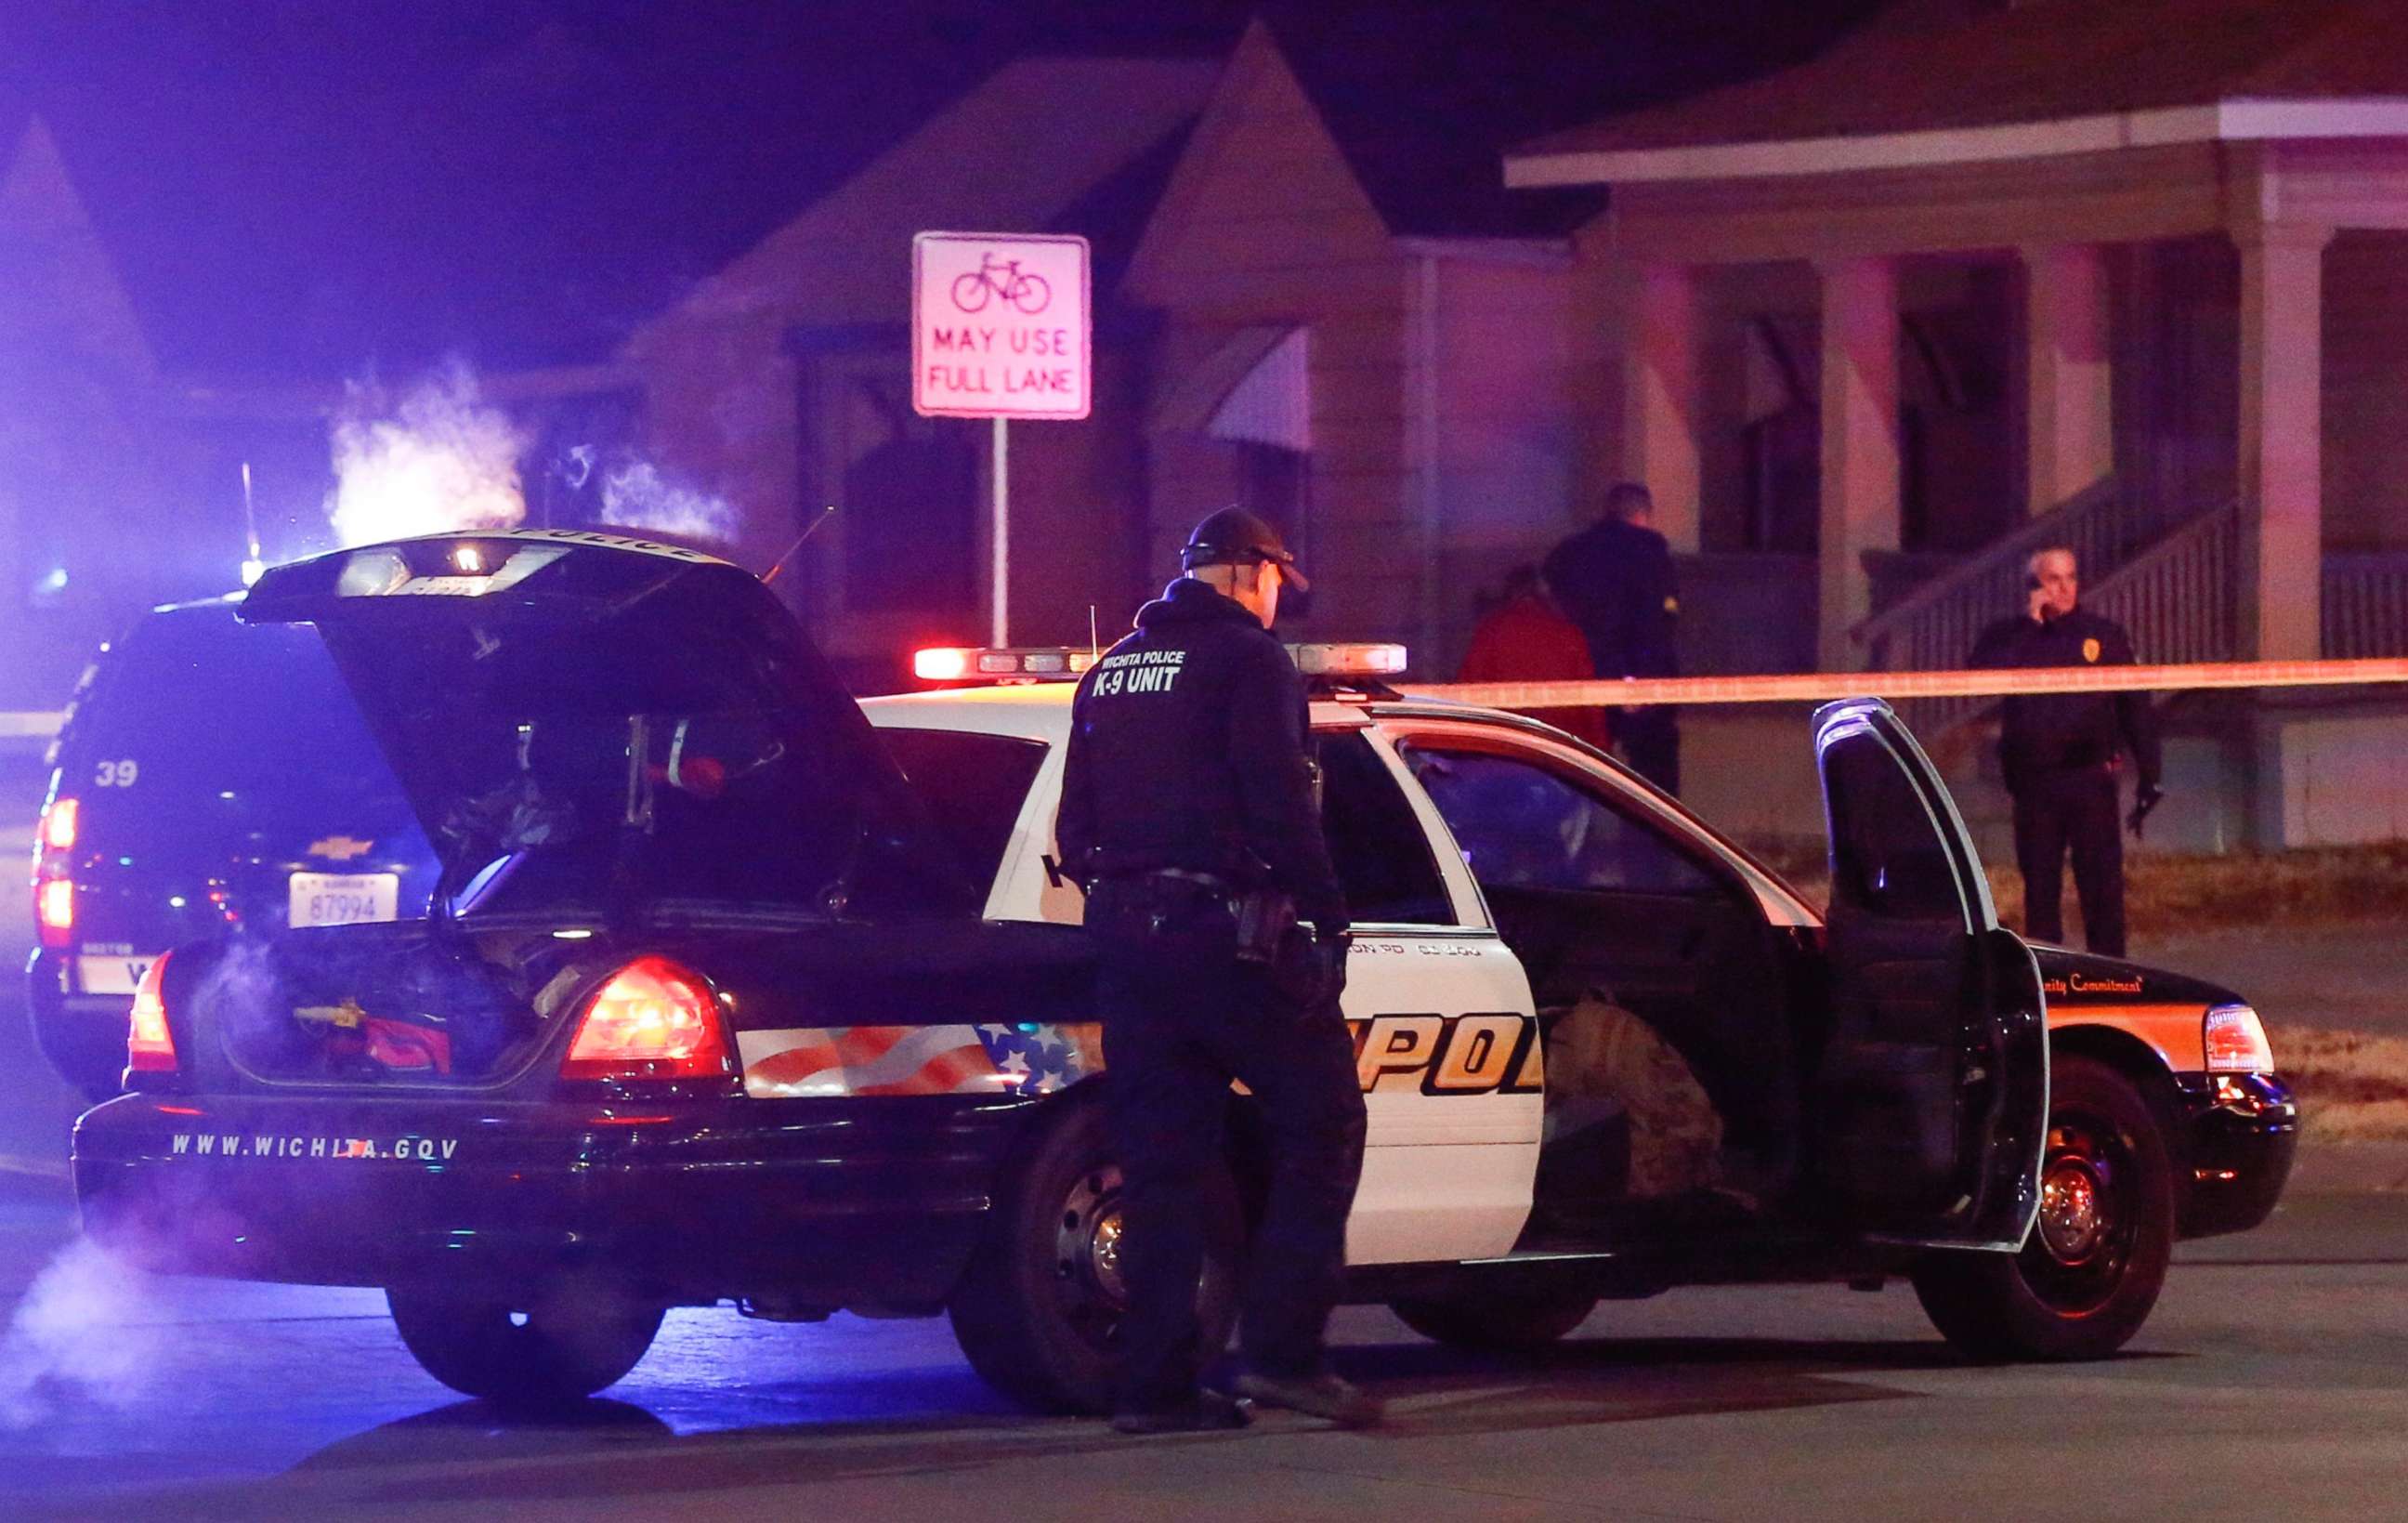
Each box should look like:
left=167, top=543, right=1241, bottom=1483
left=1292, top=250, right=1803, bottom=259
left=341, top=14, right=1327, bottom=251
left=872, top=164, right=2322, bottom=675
left=2082, top=637, right=2101, bottom=663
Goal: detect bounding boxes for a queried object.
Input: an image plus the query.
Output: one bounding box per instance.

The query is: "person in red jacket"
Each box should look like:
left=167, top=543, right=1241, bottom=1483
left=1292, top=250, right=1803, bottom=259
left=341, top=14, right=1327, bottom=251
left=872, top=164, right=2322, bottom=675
left=1458, top=566, right=1612, bottom=753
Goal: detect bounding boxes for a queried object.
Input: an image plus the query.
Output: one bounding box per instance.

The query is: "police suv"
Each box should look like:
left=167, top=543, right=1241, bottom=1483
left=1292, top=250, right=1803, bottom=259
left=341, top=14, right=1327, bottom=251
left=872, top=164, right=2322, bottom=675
left=69, top=532, right=2297, bottom=1412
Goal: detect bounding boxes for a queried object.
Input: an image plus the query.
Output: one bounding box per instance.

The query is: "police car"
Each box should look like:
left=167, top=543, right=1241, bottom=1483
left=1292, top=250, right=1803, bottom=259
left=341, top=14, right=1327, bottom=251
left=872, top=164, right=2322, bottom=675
left=30, top=597, right=442, bottom=1100
left=71, top=532, right=2296, bottom=1412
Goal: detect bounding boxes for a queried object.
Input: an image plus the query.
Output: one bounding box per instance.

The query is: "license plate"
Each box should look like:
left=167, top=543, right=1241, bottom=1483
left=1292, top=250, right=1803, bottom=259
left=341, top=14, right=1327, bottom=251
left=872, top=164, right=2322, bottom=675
left=76, top=954, right=160, bottom=995
left=289, top=873, right=399, bottom=927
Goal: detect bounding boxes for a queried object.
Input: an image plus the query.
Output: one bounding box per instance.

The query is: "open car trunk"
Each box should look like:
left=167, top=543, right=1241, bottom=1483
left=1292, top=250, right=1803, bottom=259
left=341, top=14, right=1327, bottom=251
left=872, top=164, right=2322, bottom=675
left=179, top=922, right=554, bottom=1087
left=201, top=532, right=977, bottom=1088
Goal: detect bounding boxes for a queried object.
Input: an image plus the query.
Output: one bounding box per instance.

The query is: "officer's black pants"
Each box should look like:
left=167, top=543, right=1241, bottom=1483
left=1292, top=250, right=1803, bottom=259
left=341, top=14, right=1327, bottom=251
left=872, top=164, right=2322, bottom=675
left=1088, top=877, right=1368, bottom=1412
left=1616, top=706, right=1681, bottom=796
left=2010, top=766, right=2125, bottom=958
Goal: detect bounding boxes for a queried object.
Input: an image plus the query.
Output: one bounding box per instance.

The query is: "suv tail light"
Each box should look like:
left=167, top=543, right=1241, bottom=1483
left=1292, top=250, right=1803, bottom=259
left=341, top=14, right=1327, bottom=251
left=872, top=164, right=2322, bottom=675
left=127, top=952, right=177, bottom=1073
left=40, top=795, right=77, bottom=852
left=33, top=794, right=75, bottom=951
left=562, top=957, right=731, bottom=1082
left=2204, top=1004, right=2273, bottom=1074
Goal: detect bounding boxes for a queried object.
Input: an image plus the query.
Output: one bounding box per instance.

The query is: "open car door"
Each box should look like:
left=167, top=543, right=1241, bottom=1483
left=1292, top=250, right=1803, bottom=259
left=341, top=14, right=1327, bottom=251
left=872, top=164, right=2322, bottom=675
left=1813, top=700, right=2047, bottom=1250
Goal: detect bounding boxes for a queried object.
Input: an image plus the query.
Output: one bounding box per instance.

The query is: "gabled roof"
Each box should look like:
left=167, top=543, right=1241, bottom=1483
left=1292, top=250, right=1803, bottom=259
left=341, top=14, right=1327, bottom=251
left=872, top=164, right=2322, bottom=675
left=1511, top=0, right=2408, bottom=186
left=630, top=56, right=1216, bottom=340
left=1275, top=22, right=1604, bottom=239
left=0, top=116, right=153, bottom=377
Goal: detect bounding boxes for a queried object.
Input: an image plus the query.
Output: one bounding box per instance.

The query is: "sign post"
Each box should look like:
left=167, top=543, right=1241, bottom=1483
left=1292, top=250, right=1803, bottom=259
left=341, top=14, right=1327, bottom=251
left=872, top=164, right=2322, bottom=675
left=911, top=231, right=1092, bottom=647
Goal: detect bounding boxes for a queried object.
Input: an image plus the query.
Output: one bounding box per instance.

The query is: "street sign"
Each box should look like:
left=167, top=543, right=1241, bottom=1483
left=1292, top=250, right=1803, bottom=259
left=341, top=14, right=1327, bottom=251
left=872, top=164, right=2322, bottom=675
left=911, top=232, right=1092, bottom=420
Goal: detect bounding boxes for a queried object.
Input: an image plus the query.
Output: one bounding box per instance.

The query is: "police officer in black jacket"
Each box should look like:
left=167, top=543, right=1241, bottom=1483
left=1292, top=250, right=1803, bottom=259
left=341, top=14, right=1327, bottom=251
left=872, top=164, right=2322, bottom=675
left=1969, top=546, right=2164, bottom=958
left=1543, top=481, right=1682, bottom=794
left=1056, top=507, right=1376, bottom=1433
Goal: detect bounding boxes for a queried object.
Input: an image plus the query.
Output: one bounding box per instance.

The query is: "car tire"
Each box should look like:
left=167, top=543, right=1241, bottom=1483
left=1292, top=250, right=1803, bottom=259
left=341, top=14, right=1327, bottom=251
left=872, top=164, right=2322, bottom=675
left=386, top=1283, right=664, bottom=1407
left=947, top=1098, right=1242, bottom=1414
left=1390, top=1287, right=1598, bottom=1353
left=1911, top=1055, right=2175, bottom=1362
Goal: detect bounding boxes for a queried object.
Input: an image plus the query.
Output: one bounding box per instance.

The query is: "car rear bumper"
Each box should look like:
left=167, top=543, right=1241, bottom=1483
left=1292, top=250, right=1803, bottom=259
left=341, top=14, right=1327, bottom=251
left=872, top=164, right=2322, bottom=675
left=73, top=1090, right=1034, bottom=1312
left=2175, top=1071, right=2297, bottom=1239
left=26, top=952, right=130, bottom=1101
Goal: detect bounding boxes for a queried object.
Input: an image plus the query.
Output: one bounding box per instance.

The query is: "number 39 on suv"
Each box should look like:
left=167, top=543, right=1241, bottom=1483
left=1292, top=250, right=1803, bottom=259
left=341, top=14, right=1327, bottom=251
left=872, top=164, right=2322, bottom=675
left=67, top=532, right=2297, bottom=1412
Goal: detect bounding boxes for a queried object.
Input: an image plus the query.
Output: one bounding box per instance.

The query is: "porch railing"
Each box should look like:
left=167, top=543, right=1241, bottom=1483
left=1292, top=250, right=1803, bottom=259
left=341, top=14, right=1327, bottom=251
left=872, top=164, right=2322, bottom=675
left=1853, top=477, right=2182, bottom=676
left=1887, top=502, right=2239, bottom=740
left=2324, top=553, right=2408, bottom=658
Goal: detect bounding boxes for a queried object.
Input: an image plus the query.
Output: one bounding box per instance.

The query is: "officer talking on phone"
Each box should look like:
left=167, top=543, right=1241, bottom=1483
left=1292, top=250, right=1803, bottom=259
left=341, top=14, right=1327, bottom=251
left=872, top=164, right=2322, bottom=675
left=1055, top=506, right=1377, bottom=1434
left=1970, top=545, right=2163, bottom=957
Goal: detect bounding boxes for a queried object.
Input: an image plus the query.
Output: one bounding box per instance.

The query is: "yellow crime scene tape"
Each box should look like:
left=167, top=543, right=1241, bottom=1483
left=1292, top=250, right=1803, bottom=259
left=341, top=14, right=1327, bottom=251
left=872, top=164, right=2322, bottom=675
left=1406, top=658, right=2408, bottom=711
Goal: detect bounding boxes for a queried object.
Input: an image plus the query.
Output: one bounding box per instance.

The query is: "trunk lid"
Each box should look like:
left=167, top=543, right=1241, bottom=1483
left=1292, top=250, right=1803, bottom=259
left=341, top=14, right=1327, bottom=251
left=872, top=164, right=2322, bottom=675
left=237, top=531, right=976, bottom=926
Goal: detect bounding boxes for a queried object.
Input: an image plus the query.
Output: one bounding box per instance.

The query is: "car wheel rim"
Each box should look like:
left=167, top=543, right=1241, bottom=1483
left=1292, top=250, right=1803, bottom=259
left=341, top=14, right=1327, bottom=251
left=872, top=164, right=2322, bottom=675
left=1052, top=1165, right=1127, bottom=1351
left=2020, top=1113, right=2138, bottom=1315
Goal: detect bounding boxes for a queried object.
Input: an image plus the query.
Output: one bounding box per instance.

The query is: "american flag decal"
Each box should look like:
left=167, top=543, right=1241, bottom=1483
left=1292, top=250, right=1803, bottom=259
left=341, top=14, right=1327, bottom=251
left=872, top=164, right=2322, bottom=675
left=737, top=1022, right=1096, bottom=1099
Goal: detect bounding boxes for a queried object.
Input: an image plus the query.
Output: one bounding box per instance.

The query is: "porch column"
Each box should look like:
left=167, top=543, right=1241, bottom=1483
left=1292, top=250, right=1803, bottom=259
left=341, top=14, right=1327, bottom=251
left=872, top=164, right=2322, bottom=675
left=2022, top=243, right=2115, bottom=516
left=2235, top=223, right=2332, bottom=661
left=1817, top=256, right=1901, bottom=671
left=1621, top=263, right=1702, bottom=552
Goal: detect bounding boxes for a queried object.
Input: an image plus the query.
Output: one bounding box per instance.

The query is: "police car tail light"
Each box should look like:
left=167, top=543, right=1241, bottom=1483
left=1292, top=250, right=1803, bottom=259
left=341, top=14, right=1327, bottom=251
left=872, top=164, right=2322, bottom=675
left=127, top=952, right=177, bottom=1073
left=563, top=957, right=731, bottom=1081
left=33, top=795, right=75, bottom=950
left=36, top=876, right=73, bottom=950
left=39, top=795, right=76, bottom=853
left=2204, top=1004, right=2274, bottom=1074
left=1286, top=643, right=1407, bottom=677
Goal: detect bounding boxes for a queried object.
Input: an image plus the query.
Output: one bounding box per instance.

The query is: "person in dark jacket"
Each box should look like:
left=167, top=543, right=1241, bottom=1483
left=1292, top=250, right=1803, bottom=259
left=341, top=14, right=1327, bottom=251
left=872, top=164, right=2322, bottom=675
left=1055, top=506, right=1376, bottom=1433
left=1543, top=481, right=1682, bottom=794
left=1969, top=546, right=2164, bottom=958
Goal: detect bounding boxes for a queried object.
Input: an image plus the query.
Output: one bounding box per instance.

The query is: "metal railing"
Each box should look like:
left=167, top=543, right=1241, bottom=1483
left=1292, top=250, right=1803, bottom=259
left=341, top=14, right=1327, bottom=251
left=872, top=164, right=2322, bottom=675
left=2087, top=504, right=2240, bottom=667
left=1854, top=477, right=2179, bottom=676
left=1889, top=502, right=2240, bottom=740
left=2324, top=552, right=2408, bottom=659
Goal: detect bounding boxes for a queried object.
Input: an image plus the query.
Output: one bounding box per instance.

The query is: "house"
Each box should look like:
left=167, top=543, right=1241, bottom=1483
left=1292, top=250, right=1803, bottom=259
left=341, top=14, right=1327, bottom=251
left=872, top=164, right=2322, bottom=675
left=1122, top=20, right=1600, bottom=678
left=0, top=118, right=173, bottom=709
left=1509, top=0, right=2408, bottom=846
left=621, top=56, right=1219, bottom=683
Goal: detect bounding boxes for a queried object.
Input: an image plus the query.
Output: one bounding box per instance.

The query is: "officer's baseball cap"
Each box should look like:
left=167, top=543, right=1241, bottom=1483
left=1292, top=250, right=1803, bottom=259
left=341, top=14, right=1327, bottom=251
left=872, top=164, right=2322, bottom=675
left=1180, top=506, right=1309, bottom=591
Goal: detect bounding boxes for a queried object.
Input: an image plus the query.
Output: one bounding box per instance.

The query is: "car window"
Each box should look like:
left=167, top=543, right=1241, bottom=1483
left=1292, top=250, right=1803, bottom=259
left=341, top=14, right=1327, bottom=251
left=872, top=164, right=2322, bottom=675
left=876, top=728, right=1050, bottom=892
left=67, top=608, right=387, bottom=798
left=1315, top=731, right=1455, bottom=926
left=1819, top=725, right=1966, bottom=924
left=1400, top=743, right=1721, bottom=898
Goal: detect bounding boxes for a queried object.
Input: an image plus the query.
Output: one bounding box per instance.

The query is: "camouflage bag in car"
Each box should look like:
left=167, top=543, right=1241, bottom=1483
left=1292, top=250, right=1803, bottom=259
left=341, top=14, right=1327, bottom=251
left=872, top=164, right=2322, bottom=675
left=1547, top=992, right=1722, bottom=1200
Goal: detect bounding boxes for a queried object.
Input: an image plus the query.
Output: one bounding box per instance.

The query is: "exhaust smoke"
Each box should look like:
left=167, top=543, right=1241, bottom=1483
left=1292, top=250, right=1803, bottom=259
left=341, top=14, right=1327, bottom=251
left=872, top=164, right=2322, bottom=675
left=327, top=361, right=528, bottom=547
left=599, top=459, right=739, bottom=546
left=0, top=1236, right=160, bottom=1425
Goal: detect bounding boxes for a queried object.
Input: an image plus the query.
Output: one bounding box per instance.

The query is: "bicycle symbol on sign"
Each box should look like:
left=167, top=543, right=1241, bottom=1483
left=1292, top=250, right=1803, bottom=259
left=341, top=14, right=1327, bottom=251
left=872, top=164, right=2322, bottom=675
left=950, top=252, right=1053, bottom=316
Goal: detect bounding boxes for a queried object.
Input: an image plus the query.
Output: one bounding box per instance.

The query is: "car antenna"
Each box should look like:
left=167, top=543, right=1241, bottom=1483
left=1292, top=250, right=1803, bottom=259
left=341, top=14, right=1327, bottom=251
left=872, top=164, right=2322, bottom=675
left=238, top=460, right=263, bottom=582
left=763, top=505, right=836, bottom=588
left=1088, top=605, right=1099, bottom=660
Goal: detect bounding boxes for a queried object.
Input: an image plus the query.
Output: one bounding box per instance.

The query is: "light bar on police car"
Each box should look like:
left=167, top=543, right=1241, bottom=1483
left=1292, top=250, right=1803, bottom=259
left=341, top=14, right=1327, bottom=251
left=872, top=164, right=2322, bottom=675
left=913, top=647, right=1099, bottom=681
left=1285, top=643, right=1407, bottom=677
left=914, top=642, right=1408, bottom=685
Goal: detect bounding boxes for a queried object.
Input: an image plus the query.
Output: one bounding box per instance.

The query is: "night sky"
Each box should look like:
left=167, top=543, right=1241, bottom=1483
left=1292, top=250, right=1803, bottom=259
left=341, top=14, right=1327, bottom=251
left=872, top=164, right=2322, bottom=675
left=0, top=0, right=1889, bottom=377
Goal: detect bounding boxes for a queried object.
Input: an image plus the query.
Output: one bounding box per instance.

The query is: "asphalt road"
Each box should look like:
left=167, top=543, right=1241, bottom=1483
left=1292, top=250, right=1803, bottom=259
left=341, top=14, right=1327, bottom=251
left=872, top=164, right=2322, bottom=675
left=0, top=1179, right=2398, bottom=1522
